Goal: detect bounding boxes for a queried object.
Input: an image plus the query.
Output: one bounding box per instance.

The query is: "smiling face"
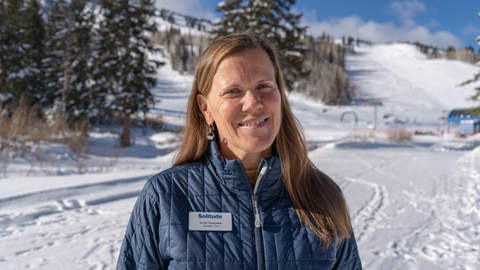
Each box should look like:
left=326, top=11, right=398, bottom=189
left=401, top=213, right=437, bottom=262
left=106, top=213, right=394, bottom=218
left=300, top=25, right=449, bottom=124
left=197, top=49, right=282, bottom=168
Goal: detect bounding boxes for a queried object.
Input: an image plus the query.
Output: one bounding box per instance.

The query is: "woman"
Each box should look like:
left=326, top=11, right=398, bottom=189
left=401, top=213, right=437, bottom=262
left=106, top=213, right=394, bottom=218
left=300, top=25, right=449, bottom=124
left=116, top=33, right=362, bottom=270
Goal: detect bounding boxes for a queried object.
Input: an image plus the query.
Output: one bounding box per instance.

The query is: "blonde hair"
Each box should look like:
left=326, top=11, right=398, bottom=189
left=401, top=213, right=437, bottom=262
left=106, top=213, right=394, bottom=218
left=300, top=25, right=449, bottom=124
left=173, top=33, right=352, bottom=246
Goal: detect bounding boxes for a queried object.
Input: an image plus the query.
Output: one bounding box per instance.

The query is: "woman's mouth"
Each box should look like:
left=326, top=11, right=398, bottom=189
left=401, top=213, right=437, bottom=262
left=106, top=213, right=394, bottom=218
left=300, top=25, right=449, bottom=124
left=239, top=118, right=268, bottom=126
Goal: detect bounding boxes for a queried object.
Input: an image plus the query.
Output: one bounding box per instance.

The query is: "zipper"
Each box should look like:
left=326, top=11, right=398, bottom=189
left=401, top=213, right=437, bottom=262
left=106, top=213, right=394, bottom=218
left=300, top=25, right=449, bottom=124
left=251, top=162, right=269, bottom=270
left=253, top=164, right=268, bottom=227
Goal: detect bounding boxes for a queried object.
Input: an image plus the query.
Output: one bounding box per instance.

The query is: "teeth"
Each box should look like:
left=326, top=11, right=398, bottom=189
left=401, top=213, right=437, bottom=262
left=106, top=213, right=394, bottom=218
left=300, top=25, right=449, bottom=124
left=241, top=118, right=266, bottom=126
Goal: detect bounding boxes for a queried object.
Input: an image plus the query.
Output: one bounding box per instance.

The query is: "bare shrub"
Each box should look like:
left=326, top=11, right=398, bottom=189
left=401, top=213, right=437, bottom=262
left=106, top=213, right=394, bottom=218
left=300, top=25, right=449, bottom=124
left=63, top=118, right=92, bottom=174
left=47, top=110, right=68, bottom=136
left=348, top=129, right=376, bottom=141
left=99, top=148, right=123, bottom=173
left=0, top=101, right=44, bottom=174
left=0, top=100, right=93, bottom=175
left=64, top=119, right=90, bottom=153
left=387, top=128, right=412, bottom=141
left=76, top=146, right=94, bottom=174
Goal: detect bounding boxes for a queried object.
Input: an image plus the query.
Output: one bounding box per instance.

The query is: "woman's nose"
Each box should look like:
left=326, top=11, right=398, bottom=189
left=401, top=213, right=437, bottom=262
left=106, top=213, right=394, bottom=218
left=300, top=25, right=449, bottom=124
left=242, top=90, right=263, bottom=112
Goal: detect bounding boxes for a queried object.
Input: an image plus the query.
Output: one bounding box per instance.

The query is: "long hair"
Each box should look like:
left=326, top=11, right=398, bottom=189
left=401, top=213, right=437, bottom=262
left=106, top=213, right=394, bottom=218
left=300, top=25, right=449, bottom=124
left=173, top=33, right=352, bottom=246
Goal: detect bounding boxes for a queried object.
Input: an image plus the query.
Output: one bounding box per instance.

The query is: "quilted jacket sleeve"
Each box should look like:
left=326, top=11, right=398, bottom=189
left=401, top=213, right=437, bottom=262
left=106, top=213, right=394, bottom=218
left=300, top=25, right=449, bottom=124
left=116, top=180, right=167, bottom=270
left=332, top=233, right=362, bottom=270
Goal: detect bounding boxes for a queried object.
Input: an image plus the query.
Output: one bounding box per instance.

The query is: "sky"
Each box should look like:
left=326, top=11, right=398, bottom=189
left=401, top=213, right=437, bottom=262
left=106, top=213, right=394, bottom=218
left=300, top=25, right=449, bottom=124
left=155, top=0, right=480, bottom=50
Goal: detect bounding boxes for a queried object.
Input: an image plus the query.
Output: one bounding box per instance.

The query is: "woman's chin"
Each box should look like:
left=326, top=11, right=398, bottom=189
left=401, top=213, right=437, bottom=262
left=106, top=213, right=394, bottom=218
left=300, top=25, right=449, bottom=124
left=239, top=140, right=274, bottom=157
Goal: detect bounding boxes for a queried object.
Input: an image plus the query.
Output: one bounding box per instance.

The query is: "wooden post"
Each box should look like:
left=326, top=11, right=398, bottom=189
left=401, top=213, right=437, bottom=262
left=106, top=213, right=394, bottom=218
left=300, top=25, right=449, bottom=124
left=122, top=113, right=131, bottom=147
left=62, top=42, right=69, bottom=112
left=122, top=0, right=131, bottom=148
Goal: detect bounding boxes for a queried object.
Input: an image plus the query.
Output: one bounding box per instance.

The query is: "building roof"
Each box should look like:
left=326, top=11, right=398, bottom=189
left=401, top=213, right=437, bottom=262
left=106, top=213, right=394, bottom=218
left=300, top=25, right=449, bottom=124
left=448, top=108, right=480, bottom=123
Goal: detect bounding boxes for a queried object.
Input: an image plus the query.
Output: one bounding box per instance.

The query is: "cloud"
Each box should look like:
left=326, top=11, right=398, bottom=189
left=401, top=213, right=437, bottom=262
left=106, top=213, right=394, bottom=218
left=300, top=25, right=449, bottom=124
left=425, top=19, right=439, bottom=28
left=303, top=15, right=463, bottom=49
left=462, top=23, right=480, bottom=36
left=155, top=0, right=217, bottom=20
left=388, top=0, right=427, bottom=24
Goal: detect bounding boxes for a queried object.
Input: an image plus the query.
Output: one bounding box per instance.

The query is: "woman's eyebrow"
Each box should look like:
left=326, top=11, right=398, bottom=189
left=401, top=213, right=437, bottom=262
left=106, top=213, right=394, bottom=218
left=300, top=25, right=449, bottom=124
left=220, top=76, right=274, bottom=86
left=256, top=78, right=275, bottom=83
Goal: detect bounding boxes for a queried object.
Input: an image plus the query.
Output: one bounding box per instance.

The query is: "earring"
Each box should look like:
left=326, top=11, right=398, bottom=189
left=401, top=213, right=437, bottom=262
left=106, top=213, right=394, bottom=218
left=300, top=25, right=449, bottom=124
left=206, top=125, right=214, bottom=140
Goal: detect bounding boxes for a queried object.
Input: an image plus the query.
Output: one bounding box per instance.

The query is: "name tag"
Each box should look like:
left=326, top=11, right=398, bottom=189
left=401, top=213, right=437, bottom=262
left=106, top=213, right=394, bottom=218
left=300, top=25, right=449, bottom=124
left=188, top=212, right=232, bottom=231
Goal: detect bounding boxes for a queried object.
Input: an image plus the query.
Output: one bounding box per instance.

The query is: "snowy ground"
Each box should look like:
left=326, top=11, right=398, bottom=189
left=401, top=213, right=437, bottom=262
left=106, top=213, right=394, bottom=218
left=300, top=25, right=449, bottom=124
left=2, top=43, right=480, bottom=270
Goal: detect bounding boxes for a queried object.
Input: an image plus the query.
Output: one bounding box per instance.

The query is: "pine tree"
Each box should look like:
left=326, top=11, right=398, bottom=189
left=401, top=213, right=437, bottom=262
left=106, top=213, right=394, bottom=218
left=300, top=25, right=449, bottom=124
left=43, top=0, right=73, bottom=109
left=64, top=0, right=98, bottom=122
left=24, top=0, right=46, bottom=105
left=0, top=0, right=34, bottom=106
left=43, top=0, right=99, bottom=122
left=212, top=0, right=309, bottom=90
left=95, top=0, right=161, bottom=147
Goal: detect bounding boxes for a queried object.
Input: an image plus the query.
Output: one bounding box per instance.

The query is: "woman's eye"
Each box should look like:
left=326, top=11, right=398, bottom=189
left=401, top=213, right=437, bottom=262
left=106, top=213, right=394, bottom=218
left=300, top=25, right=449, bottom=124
left=258, top=84, right=271, bottom=90
left=224, top=89, right=239, bottom=95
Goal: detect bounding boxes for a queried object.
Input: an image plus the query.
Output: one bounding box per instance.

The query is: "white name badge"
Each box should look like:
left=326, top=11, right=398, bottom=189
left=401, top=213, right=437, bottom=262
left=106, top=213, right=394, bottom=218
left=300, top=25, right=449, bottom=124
left=188, top=212, right=232, bottom=231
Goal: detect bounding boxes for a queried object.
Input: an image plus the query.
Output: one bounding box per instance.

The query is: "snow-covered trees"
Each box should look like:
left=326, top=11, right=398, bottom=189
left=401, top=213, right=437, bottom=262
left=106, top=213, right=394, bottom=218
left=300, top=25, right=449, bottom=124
left=63, top=0, right=98, bottom=122
left=95, top=0, right=161, bottom=147
left=0, top=0, right=99, bottom=116
left=44, top=0, right=74, bottom=109
left=0, top=0, right=36, bottom=104
left=0, top=0, right=163, bottom=148
left=297, top=35, right=354, bottom=105
left=24, top=0, right=46, bottom=105
left=212, top=0, right=308, bottom=90
left=0, top=0, right=50, bottom=106
left=44, top=0, right=98, bottom=120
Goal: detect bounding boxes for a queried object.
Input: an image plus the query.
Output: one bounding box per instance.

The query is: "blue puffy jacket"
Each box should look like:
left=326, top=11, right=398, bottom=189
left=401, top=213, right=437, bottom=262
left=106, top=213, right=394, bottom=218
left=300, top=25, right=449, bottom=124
left=116, top=141, right=362, bottom=269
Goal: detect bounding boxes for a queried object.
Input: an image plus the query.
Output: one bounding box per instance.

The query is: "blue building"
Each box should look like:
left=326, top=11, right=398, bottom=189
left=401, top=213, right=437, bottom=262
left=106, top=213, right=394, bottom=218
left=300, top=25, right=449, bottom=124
left=447, top=108, right=480, bottom=135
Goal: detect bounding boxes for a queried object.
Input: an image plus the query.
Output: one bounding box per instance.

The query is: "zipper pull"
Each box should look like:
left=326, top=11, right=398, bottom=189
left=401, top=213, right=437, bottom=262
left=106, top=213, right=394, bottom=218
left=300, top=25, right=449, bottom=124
left=255, top=213, right=261, bottom=228
left=253, top=195, right=261, bottom=228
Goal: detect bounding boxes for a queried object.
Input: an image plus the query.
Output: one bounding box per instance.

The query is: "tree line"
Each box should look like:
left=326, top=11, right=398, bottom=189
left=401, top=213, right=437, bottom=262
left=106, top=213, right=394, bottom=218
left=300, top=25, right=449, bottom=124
left=409, top=41, right=480, bottom=64
left=0, top=0, right=160, bottom=147
left=158, top=8, right=212, bottom=32
left=1, top=0, right=358, bottom=149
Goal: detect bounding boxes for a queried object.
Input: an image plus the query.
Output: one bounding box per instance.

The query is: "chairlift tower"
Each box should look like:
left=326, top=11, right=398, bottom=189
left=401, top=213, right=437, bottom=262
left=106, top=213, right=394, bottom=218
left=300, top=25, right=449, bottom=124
left=441, top=110, right=450, bottom=134
left=367, top=99, right=383, bottom=130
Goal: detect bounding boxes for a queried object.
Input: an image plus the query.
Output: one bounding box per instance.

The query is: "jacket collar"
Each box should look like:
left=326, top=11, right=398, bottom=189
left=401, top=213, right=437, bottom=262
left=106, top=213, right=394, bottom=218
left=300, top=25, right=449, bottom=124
left=206, top=140, right=283, bottom=198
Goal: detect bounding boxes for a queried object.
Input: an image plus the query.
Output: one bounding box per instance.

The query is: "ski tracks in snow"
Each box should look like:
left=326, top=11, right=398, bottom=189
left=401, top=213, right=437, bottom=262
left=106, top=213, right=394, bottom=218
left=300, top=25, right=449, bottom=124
left=346, top=177, right=389, bottom=243
left=316, top=141, right=480, bottom=269
left=399, top=146, right=480, bottom=269
left=0, top=199, right=133, bottom=270
left=395, top=149, right=476, bottom=269
left=0, top=175, right=149, bottom=270
left=431, top=147, right=480, bottom=268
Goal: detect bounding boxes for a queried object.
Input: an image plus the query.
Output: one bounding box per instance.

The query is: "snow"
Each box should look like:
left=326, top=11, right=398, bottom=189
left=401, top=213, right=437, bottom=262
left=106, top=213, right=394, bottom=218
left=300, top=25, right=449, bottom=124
left=347, top=44, right=479, bottom=123
left=218, top=1, right=226, bottom=9
left=153, top=13, right=209, bottom=36
left=2, top=43, right=480, bottom=269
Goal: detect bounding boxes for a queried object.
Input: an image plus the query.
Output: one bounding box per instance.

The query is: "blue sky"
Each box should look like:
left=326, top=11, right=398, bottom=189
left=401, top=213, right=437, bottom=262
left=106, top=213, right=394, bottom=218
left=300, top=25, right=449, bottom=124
left=155, top=0, right=480, bottom=49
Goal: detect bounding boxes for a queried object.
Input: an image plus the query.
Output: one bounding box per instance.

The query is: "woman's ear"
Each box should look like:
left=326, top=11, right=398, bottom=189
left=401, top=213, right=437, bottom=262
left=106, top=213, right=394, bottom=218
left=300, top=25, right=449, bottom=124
left=197, top=94, right=212, bottom=125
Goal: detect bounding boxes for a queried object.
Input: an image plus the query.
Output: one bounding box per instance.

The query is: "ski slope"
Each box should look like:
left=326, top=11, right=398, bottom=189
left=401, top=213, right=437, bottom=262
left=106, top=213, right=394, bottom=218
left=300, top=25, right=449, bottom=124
left=2, top=43, right=480, bottom=269
left=346, top=44, right=479, bottom=123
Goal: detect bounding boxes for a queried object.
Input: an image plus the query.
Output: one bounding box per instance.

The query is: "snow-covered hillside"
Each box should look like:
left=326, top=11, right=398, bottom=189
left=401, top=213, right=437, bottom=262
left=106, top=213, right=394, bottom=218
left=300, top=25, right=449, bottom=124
left=2, top=43, right=480, bottom=270
left=347, top=44, right=480, bottom=123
